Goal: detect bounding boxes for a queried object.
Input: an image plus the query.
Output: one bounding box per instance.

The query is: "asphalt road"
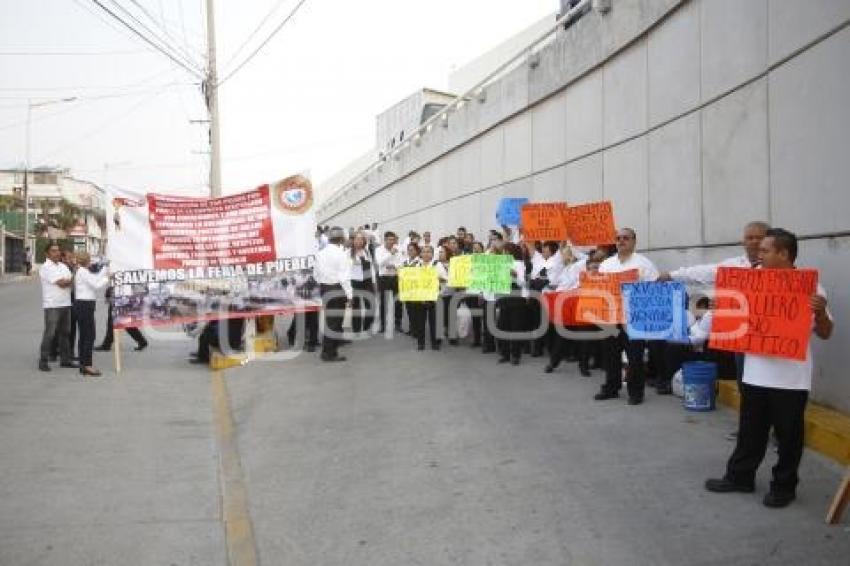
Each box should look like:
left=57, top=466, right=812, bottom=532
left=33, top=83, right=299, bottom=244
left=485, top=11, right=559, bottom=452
left=1, top=278, right=848, bottom=565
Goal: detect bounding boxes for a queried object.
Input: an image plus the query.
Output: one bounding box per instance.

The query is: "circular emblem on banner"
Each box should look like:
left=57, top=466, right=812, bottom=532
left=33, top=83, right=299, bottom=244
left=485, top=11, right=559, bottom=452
left=273, top=175, right=313, bottom=215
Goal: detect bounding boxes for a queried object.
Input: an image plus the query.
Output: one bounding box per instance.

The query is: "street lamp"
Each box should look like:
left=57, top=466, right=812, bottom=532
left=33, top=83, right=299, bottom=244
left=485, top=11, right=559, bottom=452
left=23, top=96, right=77, bottom=250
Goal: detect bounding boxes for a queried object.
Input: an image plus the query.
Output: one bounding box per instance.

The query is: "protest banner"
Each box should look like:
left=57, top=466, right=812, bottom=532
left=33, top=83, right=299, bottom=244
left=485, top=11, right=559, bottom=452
left=520, top=202, right=569, bottom=241
left=399, top=266, right=440, bottom=302
left=709, top=267, right=818, bottom=361
left=543, top=291, right=582, bottom=326
left=448, top=254, right=472, bottom=288
left=622, top=281, right=689, bottom=341
left=564, top=201, right=616, bottom=246
left=496, top=197, right=529, bottom=226
left=106, top=175, right=320, bottom=328
left=575, top=269, right=639, bottom=325
left=469, top=254, right=513, bottom=294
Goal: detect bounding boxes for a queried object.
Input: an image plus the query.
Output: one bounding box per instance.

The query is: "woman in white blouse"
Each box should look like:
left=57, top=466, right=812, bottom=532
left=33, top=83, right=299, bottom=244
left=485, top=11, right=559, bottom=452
left=349, top=231, right=376, bottom=333
left=74, top=251, right=109, bottom=376
left=496, top=243, right=528, bottom=365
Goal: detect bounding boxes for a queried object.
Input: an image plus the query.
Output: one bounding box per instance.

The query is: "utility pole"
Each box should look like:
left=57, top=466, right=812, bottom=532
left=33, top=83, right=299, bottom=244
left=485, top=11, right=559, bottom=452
left=205, top=0, right=222, bottom=198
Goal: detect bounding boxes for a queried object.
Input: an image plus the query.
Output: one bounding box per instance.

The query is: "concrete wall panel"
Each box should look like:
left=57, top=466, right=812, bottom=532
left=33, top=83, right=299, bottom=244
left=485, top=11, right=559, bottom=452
left=564, top=69, right=603, bottom=160
left=502, top=113, right=533, bottom=181
left=648, top=0, right=700, bottom=126
left=768, top=0, right=850, bottom=65
left=603, top=136, right=649, bottom=239
left=565, top=153, right=603, bottom=204
left=531, top=165, right=566, bottom=202
left=603, top=38, right=648, bottom=146
left=700, top=0, right=768, bottom=101
left=701, top=79, right=769, bottom=243
left=769, top=27, right=850, bottom=235
left=480, top=126, right=505, bottom=188
left=531, top=90, right=567, bottom=171
left=648, top=113, right=702, bottom=248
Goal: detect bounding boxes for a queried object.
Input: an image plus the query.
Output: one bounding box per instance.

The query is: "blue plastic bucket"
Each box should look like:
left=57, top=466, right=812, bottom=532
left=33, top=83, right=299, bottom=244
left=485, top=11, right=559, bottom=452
left=682, top=361, right=718, bottom=412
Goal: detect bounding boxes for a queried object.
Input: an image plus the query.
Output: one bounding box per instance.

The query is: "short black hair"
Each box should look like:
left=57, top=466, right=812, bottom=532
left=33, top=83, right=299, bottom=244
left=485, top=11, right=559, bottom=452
left=766, top=228, right=798, bottom=262
left=384, top=231, right=397, bottom=239
left=542, top=241, right=559, bottom=254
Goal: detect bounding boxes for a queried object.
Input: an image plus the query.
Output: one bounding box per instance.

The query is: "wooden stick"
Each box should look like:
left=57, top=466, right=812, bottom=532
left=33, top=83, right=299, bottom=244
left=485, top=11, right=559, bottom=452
left=113, top=328, right=122, bottom=374
left=826, top=469, right=850, bottom=525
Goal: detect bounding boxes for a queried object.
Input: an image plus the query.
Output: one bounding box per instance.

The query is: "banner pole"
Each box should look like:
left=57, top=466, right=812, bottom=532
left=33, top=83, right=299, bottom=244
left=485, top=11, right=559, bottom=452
left=826, top=468, right=850, bottom=524
left=114, top=328, right=122, bottom=374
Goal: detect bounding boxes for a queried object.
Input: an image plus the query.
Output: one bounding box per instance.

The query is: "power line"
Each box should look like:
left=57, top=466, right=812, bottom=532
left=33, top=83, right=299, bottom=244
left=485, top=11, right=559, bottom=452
left=125, top=0, right=204, bottom=64
left=88, top=0, right=204, bottom=79
left=222, top=0, right=291, bottom=73
left=0, top=49, right=150, bottom=56
left=217, top=0, right=309, bottom=87
left=105, top=0, right=203, bottom=75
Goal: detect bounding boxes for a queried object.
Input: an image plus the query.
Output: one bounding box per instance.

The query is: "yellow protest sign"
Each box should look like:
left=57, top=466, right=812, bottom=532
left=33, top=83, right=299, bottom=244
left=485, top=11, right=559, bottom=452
left=399, top=266, right=440, bottom=302
left=448, top=255, right=472, bottom=288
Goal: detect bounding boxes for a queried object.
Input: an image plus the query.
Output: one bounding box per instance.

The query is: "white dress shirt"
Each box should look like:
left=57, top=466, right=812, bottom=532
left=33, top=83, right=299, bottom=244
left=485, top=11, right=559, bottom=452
left=555, top=258, right=587, bottom=291
left=671, top=254, right=756, bottom=286
left=374, top=245, right=403, bottom=276
left=40, top=260, right=73, bottom=309
left=544, top=254, right=565, bottom=286
left=314, top=243, right=353, bottom=300
left=350, top=248, right=374, bottom=283
left=599, top=252, right=659, bottom=281
left=74, top=266, right=109, bottom=301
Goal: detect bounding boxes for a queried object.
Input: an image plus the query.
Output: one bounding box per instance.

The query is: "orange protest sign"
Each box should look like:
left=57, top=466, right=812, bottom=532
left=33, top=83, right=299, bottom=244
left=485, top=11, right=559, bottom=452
left=709, top=267, right=818, bottom=361
left=520, top=202, right=569, bottom=241
left=575, top=269, right=639, bottom=325
left=565, top=201, right=616, bottom=246
left=543, top=291, right=585, bottom=326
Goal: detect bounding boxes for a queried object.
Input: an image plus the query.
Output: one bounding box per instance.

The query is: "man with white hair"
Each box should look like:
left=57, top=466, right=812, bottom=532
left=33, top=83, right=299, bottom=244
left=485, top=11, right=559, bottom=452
left=314, top=226, right=353, bottom=362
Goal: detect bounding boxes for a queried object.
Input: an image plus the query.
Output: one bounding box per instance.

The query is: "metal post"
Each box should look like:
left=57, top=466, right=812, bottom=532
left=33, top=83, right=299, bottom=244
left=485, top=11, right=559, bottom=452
left=23, top=102, right=31, bottom=252
left=205, top=0, right=222, bottom=198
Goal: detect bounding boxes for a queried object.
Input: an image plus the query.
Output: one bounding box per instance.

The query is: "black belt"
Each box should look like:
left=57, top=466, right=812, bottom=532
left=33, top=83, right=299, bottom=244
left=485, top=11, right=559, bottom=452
left=320, top=283, right=343, bottom=290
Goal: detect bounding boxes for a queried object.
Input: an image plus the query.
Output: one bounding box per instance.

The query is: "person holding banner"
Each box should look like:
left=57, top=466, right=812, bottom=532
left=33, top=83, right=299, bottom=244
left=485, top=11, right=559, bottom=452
left=349, top=231, right=376, bottom=334
left=402, top=243, right=423, bottom=335
left=595, top=228, right=660, bottom=405
left=529, top=241, right=563, bottom=358
left=706, top=228, right=833, bottom=508
left=315, top=227, right=353, bottom=362
left=410, top=245, right=441, bottom=351
left=73, top=252, right=109, bottom=376
left=375, top=232, right=403, bottom=333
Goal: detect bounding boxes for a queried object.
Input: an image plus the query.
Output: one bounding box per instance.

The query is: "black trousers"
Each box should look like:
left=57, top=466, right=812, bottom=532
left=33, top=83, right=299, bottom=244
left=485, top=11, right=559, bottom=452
left=601, top=328, right=646, bottom=398
left=75, top=300, right=97, bottom=367
left=40, top=307, right=71, bottom=363
left=496, top=295, right=527, bottom=361
left=377, top=275, right=401, bottom=331
left=550, top=325, right=599, bottom=371
left=350, top=279, right=375, bottom=333
left=100, top=304, right=147, bottom=348
left=321, top=284, right=346, bottom=359
left=409, top=301, right=437, bottom=347
left=482, top=299, right=496, bottom=351
left=439, top=293, right=458, bottom=341
left=197, top=318, right=245, bottom=362
left=725, top=383, right=808, bottom=495
left=288, top=310, right=319, bottom=347
left=462, top=294, right=482, bottom=345
left=51, top=302, right=77, bottom=358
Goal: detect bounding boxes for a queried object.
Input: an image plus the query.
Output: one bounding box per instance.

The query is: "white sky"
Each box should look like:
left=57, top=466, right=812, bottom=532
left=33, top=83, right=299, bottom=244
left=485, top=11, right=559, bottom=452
left=0, top=0, right=556, bottom=196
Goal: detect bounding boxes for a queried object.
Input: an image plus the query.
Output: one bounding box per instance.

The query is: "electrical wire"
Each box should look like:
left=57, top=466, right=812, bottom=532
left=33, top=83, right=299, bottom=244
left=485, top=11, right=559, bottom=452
left=217, top=0, right=309, bottom=87
left=88, top=0, right=204, bottom=79
left=124, top=0, right=204, bottom=66
left=221, top=0, right=291, bottom=73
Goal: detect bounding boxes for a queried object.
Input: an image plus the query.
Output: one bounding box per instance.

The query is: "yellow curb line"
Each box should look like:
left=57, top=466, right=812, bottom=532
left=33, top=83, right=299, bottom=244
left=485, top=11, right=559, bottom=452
left=211, top=369, right=258, bottom=566
left=717, top=380, right=850, bottom=466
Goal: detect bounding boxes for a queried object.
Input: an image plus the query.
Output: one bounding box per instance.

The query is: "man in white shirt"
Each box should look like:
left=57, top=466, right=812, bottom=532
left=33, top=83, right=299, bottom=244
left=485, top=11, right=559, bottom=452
left=595, top=228, right=660, bottom=404
left=658, top=221, right=769, bottom=286
left=38, top=243, right=76, bottom=371
left=706, top=228, right=833, bottom=508
left=314, top=227, right=353, bottom=362
left=374, top=231, right=403, bottom=333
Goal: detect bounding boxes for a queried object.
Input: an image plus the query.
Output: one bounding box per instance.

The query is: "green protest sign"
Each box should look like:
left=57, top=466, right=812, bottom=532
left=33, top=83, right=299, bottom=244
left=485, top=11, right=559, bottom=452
left=469, top=254, right=512, bottom=294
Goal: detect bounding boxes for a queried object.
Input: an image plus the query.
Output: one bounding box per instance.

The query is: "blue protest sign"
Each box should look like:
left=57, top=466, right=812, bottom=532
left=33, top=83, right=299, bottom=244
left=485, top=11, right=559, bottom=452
left=495, top=197, right=529, bottom=226
left=622, top=281, right=689, bottom=341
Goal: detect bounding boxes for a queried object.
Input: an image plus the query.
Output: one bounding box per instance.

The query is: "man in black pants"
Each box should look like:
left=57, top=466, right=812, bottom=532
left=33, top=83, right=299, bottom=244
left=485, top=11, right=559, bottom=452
left=314, top=227, right=352, bottom=362
left=96, top=286, right=148, bottom=351
left=705, top=229, right=834, bottom=508
left=374, top=231, right=402, bottom=333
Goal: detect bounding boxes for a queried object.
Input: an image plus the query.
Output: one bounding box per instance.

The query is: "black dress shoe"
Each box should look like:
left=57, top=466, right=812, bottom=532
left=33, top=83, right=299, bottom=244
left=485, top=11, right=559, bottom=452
left=59, top=361, right=79, bottom=369
left=417, top=344, right=425, bottom=351
left=80, top=367, right=102, bottom=377
left=431, top=343, right=441, bottom=351
left=704, top=478, right=755, bottom=493
left=544, top=364, right=555, bottom=374
left=497, top=356, right=510, bottom=364
left=39, top=361, right=51, bottom=372
left=594, top=390, right=619, bottom=401
left=320, top=355, right=347, bottom=362
left=189, top=358, right=209, bottom=365
left=134, top=343, right=148, bottom=352
left=627, top=396, right=644, bottom=406
left=511, top=358, right=520, bottom=366
left=763, top=491, right=795, bottom=508
left=94, top=345, right=111, bottom=352
left=449, top=339, right=459, bottom=346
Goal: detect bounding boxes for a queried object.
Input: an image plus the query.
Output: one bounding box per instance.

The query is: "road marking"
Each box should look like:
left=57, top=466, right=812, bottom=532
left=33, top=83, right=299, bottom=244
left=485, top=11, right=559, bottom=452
left=211, top=369, right=259, bottom=566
